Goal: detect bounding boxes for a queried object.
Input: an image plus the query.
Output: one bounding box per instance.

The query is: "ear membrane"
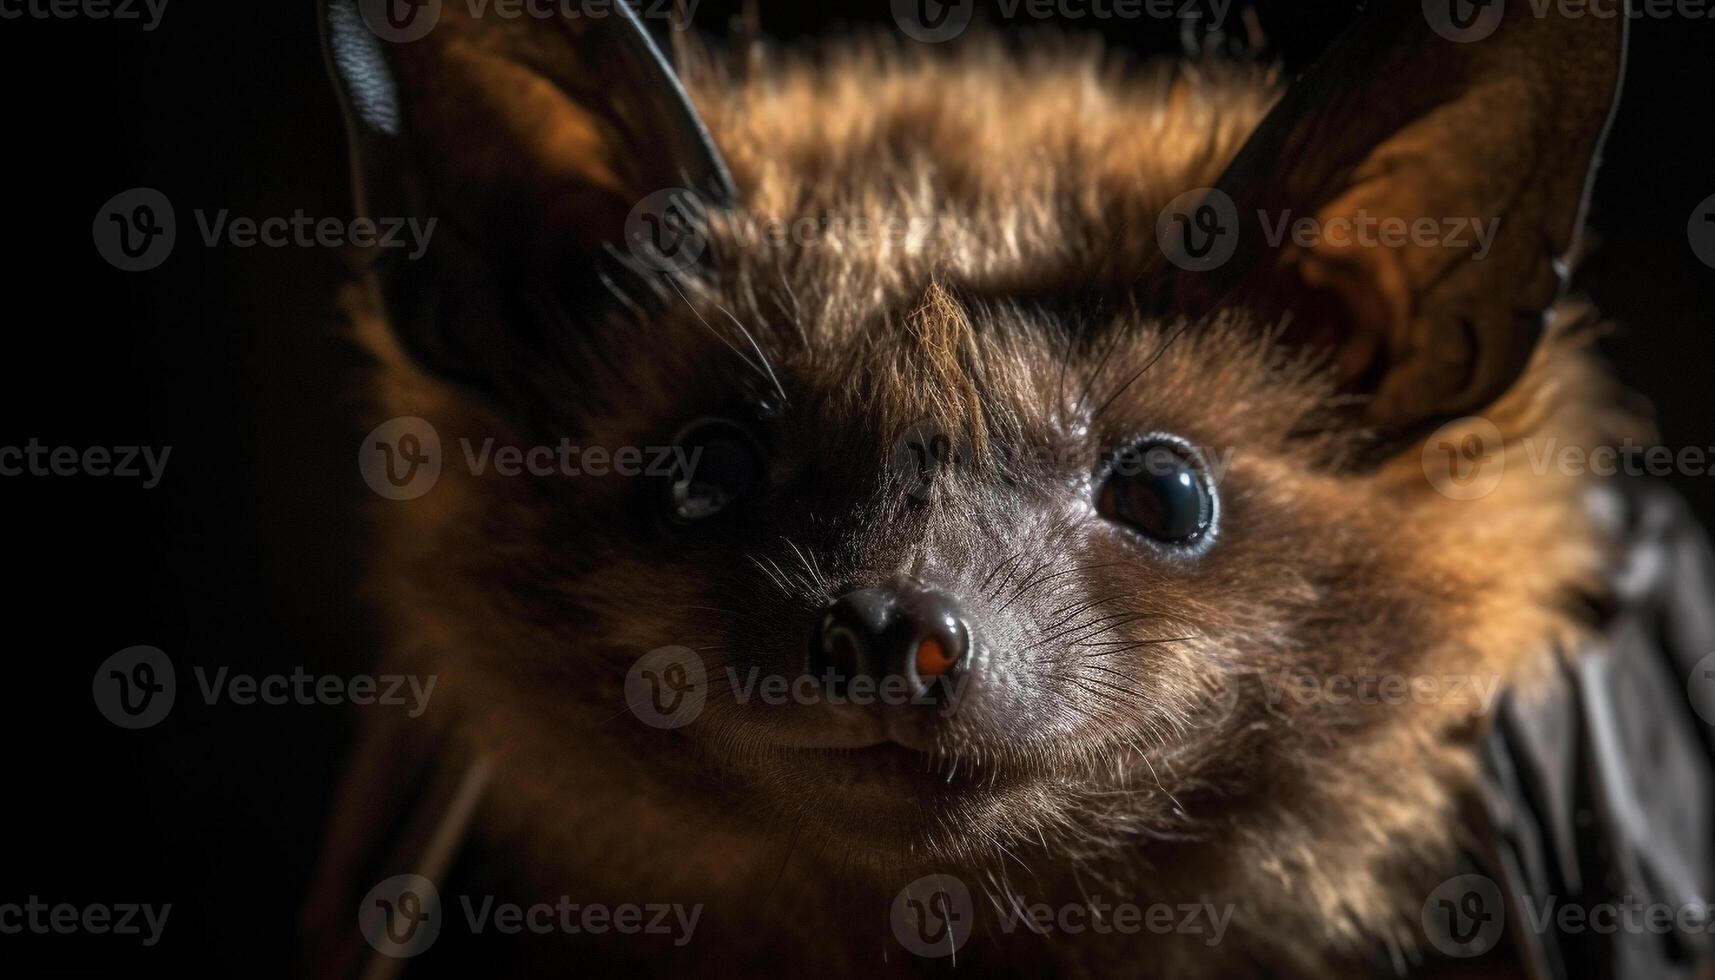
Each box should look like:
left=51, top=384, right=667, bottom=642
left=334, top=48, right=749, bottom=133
left=1172, top=0, right=1627, bottom=442
left=318, top=0, right=735, bottom=391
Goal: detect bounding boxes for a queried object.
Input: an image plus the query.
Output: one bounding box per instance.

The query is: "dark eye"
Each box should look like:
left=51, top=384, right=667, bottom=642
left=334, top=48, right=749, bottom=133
left=1096, top=437, right=1216, bottom=546
left=665, top=418, right=763, bottom=523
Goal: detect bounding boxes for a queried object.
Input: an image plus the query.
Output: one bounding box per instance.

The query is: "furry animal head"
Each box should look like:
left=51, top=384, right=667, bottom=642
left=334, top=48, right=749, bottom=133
left=323, top=0, right=1632, bottom=971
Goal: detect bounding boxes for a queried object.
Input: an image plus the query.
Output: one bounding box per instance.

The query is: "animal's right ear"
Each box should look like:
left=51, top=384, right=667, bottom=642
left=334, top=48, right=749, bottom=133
left=318, top=0, right=735, bottom=392
left=1168, top=0, right=1624, bottom=448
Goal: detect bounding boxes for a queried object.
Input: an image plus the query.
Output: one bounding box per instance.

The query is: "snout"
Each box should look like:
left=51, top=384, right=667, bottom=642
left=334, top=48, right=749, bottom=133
left=808, top=585, right=970, bottom=704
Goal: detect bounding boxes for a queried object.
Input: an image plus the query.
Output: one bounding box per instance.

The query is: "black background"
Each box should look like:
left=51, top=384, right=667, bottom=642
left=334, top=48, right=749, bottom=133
left=1, top=0, right=1710, bottom=975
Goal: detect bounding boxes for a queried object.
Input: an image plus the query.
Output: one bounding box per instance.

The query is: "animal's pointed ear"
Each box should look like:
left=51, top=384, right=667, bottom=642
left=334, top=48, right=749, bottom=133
left=1173, top=0, right=1627, bottom=442
left=318, top=0, right=735, bottom=390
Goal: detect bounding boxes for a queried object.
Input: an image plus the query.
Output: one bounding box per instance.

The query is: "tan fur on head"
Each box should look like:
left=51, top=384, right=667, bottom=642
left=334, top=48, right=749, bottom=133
left=687, top=36, right=1278, bottom=305
left=890, top=280, right=988, bottom=457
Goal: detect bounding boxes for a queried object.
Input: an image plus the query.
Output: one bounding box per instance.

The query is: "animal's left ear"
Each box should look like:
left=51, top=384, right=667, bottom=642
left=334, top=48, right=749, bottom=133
left=318, top=0, right=734, bottom=396
left=1174, top=0, right=1628, bottom=442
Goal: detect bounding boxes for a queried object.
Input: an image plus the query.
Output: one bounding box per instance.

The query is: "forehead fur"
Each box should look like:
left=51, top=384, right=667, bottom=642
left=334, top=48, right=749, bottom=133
left=682, top=39, right=1277, bottom=310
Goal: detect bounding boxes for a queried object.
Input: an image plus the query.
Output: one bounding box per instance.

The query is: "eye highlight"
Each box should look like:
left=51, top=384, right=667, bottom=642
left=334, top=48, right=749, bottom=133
left=1095, top=436, right=1216, bottom=548
left=664, top=418, right=763, bottom=523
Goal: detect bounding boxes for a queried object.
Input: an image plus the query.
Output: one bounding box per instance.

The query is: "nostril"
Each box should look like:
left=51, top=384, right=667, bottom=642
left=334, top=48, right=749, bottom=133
left=913, top=635, right=959, bottom=681
left=810, top=591, right=892, bottom=691
left=810, top=587, right=971, bottom=704
left=895, top=595, right=969, bottom=692
left=824, top=624, right=862, bottom=680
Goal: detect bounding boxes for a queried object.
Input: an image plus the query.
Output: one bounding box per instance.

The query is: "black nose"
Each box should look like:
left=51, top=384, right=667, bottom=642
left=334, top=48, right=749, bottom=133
left=809, top=587, right=970, bottom=701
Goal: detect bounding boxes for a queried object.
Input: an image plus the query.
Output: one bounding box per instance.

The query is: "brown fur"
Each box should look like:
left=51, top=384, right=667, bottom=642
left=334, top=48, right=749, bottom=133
left=342, top=32, right=1640, bottom=980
